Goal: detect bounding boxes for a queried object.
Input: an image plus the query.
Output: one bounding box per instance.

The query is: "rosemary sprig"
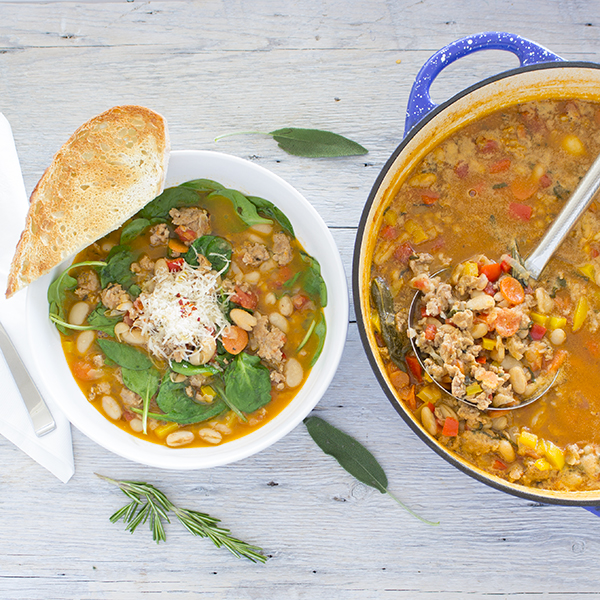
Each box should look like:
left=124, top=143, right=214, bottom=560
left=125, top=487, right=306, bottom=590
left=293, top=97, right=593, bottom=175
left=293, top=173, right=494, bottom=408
left=97, top=474, right=267, bottom=563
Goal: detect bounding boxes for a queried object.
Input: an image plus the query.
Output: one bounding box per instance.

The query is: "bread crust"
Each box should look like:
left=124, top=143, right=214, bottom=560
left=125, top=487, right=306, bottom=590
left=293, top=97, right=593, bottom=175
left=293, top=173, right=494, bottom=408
left=6, top=105, right=170, bottom=297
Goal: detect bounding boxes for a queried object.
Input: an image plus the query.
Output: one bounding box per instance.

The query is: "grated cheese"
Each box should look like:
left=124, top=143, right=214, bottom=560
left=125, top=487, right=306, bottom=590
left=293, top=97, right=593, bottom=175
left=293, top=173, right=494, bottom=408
left=133, top=261, right=230, bottom=361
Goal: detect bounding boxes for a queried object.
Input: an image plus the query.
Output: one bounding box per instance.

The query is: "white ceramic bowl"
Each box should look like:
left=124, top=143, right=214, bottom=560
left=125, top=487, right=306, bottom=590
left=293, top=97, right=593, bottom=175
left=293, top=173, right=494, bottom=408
left=27, top=150, right=348, bottom=469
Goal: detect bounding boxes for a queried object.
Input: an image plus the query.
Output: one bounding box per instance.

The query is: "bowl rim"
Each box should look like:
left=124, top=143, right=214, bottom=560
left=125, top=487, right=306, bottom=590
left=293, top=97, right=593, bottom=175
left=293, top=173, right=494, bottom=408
left=28, top=149, right=348, bottom=469
left=353, top=61, right=600, bottom=505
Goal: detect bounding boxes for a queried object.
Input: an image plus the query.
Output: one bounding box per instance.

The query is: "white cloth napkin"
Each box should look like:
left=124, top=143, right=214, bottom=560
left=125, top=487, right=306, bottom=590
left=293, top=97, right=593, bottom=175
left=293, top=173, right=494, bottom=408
left=0, top=114, right=74, bottom=483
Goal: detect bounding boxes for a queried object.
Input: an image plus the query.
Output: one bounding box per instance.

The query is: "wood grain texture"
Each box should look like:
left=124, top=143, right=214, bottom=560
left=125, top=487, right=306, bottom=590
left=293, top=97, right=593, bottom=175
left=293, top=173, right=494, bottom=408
left=1, top=1, right=600, bottom=598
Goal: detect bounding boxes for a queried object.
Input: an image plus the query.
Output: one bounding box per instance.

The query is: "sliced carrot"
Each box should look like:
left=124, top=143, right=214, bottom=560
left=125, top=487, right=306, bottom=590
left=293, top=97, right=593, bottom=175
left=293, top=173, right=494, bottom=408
left=499, top=276, right=525, bottom=305
left=389, top=369, right=410, bottom=390
left=168, top=238, right=189, bottom=254
left=221, top=326, right=249, bottom=355
left=397, top=385, right=416, bottom=410
left=71, top=360, right=100, bottom=381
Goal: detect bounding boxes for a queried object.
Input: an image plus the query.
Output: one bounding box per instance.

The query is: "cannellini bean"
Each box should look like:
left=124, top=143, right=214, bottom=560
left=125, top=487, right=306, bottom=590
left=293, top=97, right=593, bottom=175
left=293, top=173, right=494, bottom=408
left=509, top=366, right=528, bottom=395
left=189, top=337, right=217, bottom=365
left=68, top=301, right=91, bottom=326
left=535, top=287, right=554, bottom=314
left=102, top=396, right=122, bottom=420
left=244, top=271, right=260, bottom=284
left=101, top=241, right=115, bottom=253
left=285, top=358, right=304, bottom=388
left=501, top=355, right=521, bottom=370
left=120, top=328, right=147, bottom=346
left=76, top=330, right=96, bottom=355
left=166, top=430, right=195, bottom=447
left=278, top=295, right=294, bottom=317
left=265, top=292, right=276, bottom=305
left=230, top=308, right=257, bottom=331
left=498, top=439, right=516, bottom=463
left=154, top=258, right=169, bottom=277
left=469, top=322, right=488, bottom=339
left=269, top=312, right=289, bottom=333
left=492, top=416, right=508, bottom=431
left=466, top=294, right=495, bottom=311
left=197, top=428, right=222, bottom=444
left=129, top=418, right=144, bottom=433
left=420, top=406, right=437, bottom=436
left=259, top=259, right=277, bottom=273
left=251, top=223, right=273, bottom=235
left=550, top=328, right=566, bottom=345
left=213, top=423, right=232, bottom=435
left=246, top=233, right=264, bottom=244
left=114, top=322, right=129, bottom=340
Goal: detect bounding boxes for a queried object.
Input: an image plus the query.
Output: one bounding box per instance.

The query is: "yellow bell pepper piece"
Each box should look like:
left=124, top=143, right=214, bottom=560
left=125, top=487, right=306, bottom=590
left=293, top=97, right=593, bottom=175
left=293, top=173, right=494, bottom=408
left=534, top=458, right=552, bottom=471
left=466, top=383, right=483, bottom=396
left=155, top=422, right=179, bottom=439
left=383, top=209, right=397, bottom=226
left=201, top=386, right=217, bottom=402
left=544, top=440, right=565, bottom=470
left=417, top=384, right=442, bottom=404
left=530, top=312, right=549, bottom=326
left=518, top=430, right=538, bottom=449
left=405, top=220, right=428, bottom=245
left=370, top=310, right=381, bottom=333
left=572, top=296, right=589, bottom=332
left=578, top=264, right=595, bottom=281
left=462, top=261, right=479, bottom=277
left=548, top=315, right=567, bottom=330
left=482, top=337, right=496, bottom=351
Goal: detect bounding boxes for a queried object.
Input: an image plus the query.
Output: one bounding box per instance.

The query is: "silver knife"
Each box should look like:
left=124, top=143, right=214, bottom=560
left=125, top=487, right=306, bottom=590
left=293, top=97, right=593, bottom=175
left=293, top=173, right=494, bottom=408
left=0, top=321, right=55, bottom=436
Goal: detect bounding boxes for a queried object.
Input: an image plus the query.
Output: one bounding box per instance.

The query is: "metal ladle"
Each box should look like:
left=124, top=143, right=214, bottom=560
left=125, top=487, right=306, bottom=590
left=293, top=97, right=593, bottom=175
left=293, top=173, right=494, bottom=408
left=409, top=151, right=600, bottom=410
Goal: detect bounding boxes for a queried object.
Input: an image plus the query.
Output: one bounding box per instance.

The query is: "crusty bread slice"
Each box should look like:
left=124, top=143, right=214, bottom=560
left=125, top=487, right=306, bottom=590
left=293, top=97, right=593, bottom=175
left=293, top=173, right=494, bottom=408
left=6, top=105, right=170, bottom=297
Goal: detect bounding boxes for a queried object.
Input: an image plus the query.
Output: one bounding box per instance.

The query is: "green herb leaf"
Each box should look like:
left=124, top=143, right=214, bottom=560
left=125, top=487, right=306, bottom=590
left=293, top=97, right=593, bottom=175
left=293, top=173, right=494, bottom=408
left=120, top=218, right=152, bottom=244
left=153, top=374, right=227, bottom=425
left=208, top=189, right=272, bottom=228
left=223, top=353, right=271, bottom=414
left=86, top=306, right=124, bottom=335
left=97, top=339, right=153, bottom=371
left=184, top=235, right=233, bottom=272
left=122, top=367, right=162, bottom=434
left=246, top=196, right=295, bottom=238
left=304, top=417, right=439, bottom=526
left=180, top=179, right=225, bottom=193
left=170, top=361, right=221, bottom=377
left=140, top=186, right=201, bottom=220
left=310, top=313, right=327, bottom=367
left=300, top=252, right=328, bottom=307
left=100, top=246, right=137, bottom=289
left=269, top=128, right=368, bottom=158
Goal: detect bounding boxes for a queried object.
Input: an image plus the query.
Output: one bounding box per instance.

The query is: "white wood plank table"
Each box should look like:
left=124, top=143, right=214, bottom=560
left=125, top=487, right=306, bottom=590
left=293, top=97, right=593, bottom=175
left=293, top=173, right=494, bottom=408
left=1, top=2, right=600, bottom=598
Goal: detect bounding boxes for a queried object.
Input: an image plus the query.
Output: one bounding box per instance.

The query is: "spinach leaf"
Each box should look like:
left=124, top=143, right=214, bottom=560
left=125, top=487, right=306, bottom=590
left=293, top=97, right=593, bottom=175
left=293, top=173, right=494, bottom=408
left=180, top=179, right=225, bottom=193
left=304, top=416, right=439, bottom=525
left=246, top=196, right=295, bottom=238
left=311, top=313, right=327, bottom=366
left=269, top=128, right=368, bottom=158
left=97, top=338, right=153, bottom=371
left=208, top=189, right=272, bottom=228
left=122, top=366, right=161, bottom=434
left=170, top=361, right=221, bottom=377
left=86, top=306, right=123, bottom=335
left=184, top=235, right=232, bottom=272
left=300, top=252, right=328, bottom=307
left=120, top=218, right=151, bottom=245
left=154, top=375, right=227, bottom=425
left=223, top=353, right=271, bottom=414
left=48, top=260, right=106, bottom=334
left=140, top=186, right=201, bottom=220
left=100, top=246, right=136, bottom=290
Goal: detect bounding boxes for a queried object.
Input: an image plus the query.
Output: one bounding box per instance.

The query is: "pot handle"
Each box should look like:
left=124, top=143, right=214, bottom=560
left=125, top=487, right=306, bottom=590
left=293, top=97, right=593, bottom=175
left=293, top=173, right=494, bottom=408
left=404, top=32, right=564, bottom=135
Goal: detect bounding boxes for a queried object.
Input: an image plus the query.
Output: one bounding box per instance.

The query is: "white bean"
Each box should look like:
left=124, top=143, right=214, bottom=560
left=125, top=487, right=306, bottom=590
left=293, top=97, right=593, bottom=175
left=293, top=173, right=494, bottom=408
left=420, top=406, right=437, bottom=436
left=68, top=301, right=90, bottom=326
left=498, top=439, right=516, bottom=463
left=469, top=322, right=488, bottom=339
left=166, top=430, right=195, bottom=447
left=114, top=322, right=129, bottom=340
left=120, top=328, right=147, bottom=346
left=265, top=292, right=276, bottom=305
left=76, top=330, right=96, bottom=355
left=259, top=259, right=277, bottom=273
left=269, top=312, right=289, bottom=333
left=278, top=295, right=294, bottom=317
left=244, top=271, right=260, bottom=285
left=509, top=366, right=528, bottom=395
left=197, top=428, right=222, bottom=444
left=102, top=396, right=122, bottom=420
left=154, top=258, right=168, bottom=277
left=466, top=294, right=495, bottom=311
left=285, top=358, right=304, bottom=388
left=189, top=337, right=217, bottom=365
left=550, top=328, right=566, bottom=345
left=250, top=223, right=273, bottom=235
left=230, top=308, right=257, bottom=331
left=535, top=287, right=554, bottom=314
left=129, top=418, right=144, bottom=433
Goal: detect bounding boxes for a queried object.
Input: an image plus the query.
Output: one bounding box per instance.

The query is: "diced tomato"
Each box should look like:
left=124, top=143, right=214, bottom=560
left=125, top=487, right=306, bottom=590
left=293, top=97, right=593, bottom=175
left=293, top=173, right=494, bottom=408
left=71, top=361, right=99, bottom=381
left=476, top=356, right=487, bottom=364
left=539, top=173, right=552, bottom=188
left=454, top=162, right=469, bottom=178
left=547, top=349, right=568, bottom=374
left=122, top=410, right=136, bottom=422
left=489, top=158, right=511, bottom=174
left=421, top=190, right=440, bottom=205
left=275, top=266, right=292, bottom=287
left=529, top=323, right=547, bottom=340
left=510, top=178, right=538, bottom=202
left=493, top=459, right=507, bottom=470
left=509, top=202, right=533, bottom=221
left=174, top=225, right=197, bottom=243
left=500, top=260, right=512, bottom=273
left=166, top=258, right=185, bottom=272
left=479, top=139, right=499, bottom=154
left=394, top=242, right=414, bottom=264
left=420, top=306, right=428, bottom=318
left=380, top=224, right=398, bottom=240
left=292, top=294, right=309, bottom=310
left=479, top=262, right=502, bottom=282
left=424, top=324, right=437, bottom=341
left=231, top=286, right=258, bottom=310
left=412, top=275, right=431, bottom=292
left=405, top=355, right=423, bottom=383
left=483, top=282, right=495, bottom=296
left=591, top=247, right=600, bottom=259
left=442, top=417, right=459, bottom=437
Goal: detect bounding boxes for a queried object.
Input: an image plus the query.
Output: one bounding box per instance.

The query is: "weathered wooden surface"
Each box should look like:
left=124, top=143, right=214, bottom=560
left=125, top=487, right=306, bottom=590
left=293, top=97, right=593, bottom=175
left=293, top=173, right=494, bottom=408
left=2, top=2, right=600, bottom=598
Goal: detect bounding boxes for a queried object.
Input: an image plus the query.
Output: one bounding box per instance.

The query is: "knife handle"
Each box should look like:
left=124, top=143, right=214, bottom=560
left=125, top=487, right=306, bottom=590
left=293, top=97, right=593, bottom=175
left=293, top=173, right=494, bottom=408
left=0, top=322, right=56, bottom=436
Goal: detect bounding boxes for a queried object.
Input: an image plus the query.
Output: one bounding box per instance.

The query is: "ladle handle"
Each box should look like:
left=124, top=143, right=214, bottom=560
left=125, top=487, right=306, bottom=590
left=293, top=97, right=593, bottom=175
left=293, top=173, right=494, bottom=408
left=524, top=152, right=600, bottom=280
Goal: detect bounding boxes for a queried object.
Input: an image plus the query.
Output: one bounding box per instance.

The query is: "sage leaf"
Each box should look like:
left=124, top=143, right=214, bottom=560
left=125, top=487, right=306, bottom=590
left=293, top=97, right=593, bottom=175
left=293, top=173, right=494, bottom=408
left=97, top=339, right=153, bottom=371
left=304, top=416, right=439, bottom=526
left=208, top=189, right=272, bottom=228
left=269, top=128, right=368, bottom=158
